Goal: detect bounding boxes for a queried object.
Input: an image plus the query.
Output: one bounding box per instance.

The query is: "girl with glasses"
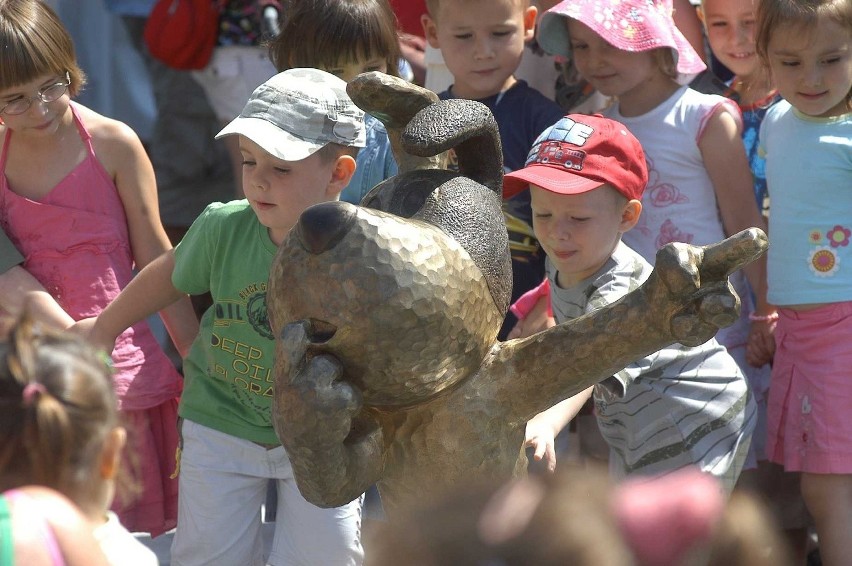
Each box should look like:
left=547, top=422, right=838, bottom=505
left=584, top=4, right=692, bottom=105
left=0, top=0, right=198, bottom=539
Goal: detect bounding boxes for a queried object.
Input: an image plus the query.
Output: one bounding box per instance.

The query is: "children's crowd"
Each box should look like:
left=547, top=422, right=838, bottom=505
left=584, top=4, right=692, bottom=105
left=0, top=0, right=848, bottom=564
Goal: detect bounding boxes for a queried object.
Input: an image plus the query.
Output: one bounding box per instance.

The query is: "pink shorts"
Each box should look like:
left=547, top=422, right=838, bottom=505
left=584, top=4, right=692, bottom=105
left=766, top=302, right=852, bottom=473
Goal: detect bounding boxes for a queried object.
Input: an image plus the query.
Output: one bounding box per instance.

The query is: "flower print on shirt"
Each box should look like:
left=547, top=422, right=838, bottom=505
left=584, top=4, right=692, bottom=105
left=656, top=219, right=694, bottom=250
left=806, top=225, right=850, bottom=277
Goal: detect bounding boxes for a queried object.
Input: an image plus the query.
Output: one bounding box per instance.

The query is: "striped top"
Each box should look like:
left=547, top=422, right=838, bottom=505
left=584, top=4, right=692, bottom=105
left=548, top=241, right=756, bottom=479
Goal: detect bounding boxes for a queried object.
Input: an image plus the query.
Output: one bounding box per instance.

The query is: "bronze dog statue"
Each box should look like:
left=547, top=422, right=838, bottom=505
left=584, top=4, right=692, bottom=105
left=268, top=73, right=767, bottom=516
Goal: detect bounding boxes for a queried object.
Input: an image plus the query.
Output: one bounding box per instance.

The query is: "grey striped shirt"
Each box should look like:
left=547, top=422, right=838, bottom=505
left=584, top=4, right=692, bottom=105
left=549, top=241, right=756, bottom=479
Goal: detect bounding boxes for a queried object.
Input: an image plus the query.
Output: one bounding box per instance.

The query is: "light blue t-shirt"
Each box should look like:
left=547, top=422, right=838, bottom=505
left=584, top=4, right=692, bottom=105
left=340, top=113, right=397, bottom=204
left=760, top=101, right=852, bottom=306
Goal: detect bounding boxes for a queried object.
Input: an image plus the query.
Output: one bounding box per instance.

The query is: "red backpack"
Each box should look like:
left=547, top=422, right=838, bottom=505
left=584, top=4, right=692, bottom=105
left=143, top=0, right=223, bottom=70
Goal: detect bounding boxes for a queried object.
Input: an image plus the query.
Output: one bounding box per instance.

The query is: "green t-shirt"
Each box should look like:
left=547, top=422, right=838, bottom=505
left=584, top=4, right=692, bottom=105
left=173, top=200, right=281, bottom=444
left=0, top=226, right=23, bottom=274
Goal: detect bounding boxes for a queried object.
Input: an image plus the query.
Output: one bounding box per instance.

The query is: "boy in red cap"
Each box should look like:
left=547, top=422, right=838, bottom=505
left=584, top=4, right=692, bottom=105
left=510, top=114, right=755, bottom=492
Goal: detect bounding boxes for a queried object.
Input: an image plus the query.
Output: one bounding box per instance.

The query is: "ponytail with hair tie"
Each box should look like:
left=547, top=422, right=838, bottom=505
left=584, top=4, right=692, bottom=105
left=22, top=381, right=47, bottom=406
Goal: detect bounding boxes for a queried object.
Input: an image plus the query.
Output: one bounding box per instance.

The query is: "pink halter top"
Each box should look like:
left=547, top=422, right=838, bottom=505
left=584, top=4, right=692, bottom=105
left=0, top=104, right=182, bottom=409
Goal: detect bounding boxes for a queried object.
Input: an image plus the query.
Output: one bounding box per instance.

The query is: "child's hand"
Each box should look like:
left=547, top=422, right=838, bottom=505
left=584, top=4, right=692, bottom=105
left=508, top=309, right=555, bottom=340
left=69, top=317, right=116, bottom=355
left=746, top=320, right=776, bottom=367
left=524, top=419, right=557, bottom=473
left=273, top=320, right=382, bottom=508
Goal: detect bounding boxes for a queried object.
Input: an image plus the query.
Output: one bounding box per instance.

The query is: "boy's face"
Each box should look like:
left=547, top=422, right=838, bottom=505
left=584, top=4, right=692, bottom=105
left=531, top=184, right=640, bottom=289
left=699, top=0, right=760, bottom=80
left=422, top=0, right=536, bottom=99
left=566, top=19, right=663, bottom=103
left=766, top=17, right=852, bottom=118
left=239, top=136, right=350, bottom=245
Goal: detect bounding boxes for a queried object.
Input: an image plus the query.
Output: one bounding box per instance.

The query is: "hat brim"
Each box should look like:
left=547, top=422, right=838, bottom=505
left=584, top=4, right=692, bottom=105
left=216, top=116, right=324, bottom=162
left=503, top=165, right=605, bottom=199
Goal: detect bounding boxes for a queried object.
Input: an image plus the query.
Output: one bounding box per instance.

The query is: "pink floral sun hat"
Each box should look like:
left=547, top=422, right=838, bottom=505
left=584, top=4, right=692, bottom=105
left=538, top=0, right=706, bottom=76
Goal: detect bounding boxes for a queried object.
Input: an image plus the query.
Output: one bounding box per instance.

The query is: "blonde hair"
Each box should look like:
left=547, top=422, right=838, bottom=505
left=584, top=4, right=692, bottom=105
left=755, top=0, right=852, bottom=108
left=653, top=47, right=680, bottom=80
left=0, top=315, right=128, bottom=503
left=0, top=0, right=86, bottom=95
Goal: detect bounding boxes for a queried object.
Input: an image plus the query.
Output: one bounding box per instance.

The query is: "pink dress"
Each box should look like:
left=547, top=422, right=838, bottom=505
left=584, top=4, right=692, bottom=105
left=0, top=104, right=181, bottom=536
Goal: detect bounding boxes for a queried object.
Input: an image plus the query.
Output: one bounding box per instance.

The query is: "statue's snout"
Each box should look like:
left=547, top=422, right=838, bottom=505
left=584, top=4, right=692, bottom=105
left=296, top=202, right=357, bottom=254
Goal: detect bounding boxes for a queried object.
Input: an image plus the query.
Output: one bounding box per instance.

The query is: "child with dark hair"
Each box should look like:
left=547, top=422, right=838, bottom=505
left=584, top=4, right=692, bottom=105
left=421, top=0, right=566, bottom=339
left=269, top=0, right=403, bottom=203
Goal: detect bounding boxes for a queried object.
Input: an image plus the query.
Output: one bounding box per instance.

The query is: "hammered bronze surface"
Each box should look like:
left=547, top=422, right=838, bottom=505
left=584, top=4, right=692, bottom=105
left=267, top=73, right=769, bottom=516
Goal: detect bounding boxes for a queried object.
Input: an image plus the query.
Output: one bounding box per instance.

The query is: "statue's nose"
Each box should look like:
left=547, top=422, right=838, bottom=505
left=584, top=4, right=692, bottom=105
left=297, top=201, right=357, bottom=254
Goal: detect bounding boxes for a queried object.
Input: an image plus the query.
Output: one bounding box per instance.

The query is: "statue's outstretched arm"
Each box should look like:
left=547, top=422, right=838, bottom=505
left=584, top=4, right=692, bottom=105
left=492, top=229, right=768, bottom=423
left=272, top=321, right=384, bottom=508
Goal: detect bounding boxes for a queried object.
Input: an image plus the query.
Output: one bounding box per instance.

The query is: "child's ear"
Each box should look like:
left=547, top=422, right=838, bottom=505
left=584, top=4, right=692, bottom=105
left=326, top=155, right=357, bottom=199
left=99, top=427, right=127, bottom=481
left=523, top=5, right=538, bottom=42
left=422, top=13, right=441, bottom=48
left=619, top=199, right=643, bottom=232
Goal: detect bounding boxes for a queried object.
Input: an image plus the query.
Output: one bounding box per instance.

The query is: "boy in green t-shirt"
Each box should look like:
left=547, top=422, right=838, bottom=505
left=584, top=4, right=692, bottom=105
left=76, top=68, right=367, bottom=566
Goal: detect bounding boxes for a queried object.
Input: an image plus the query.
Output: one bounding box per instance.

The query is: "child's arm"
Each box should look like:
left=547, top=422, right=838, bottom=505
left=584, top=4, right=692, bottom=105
left=79, top=250, right=185, bottom=353
left=0, top=229, right=74, bottom=329
left=97, top=117, right=199, bottom=356
left=525, top=387, right=593, bottom=472
left=0, top=267, right=74, bottom=329
left=699, top=105, right=776, bottom=356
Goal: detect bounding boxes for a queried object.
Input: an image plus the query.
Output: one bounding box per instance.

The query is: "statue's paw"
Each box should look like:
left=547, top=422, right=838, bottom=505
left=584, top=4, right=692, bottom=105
left=653, top=228, right=768, bottom=299
left=647, top=229, right=767, bottom=344
left=296, top=355, right=362, bottom=415
left=671, top=282, right=740, bottom=346
left=653, top=243, right=702, bottom=298
left=276, top=322, right=361, bottom=444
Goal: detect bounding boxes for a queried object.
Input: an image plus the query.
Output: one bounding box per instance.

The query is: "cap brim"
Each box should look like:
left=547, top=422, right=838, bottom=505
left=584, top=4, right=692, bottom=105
left=503, top=165, right=604, bottom=199
left=216, top=116, right=323, bottom=162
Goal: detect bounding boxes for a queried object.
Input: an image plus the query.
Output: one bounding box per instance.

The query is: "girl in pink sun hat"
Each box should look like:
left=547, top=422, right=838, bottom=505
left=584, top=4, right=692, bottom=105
left=538, top=0, right=707, bottom=78
left=513, top=0, right=775, bottom=484
left=538, top=0, right=707, bottom=81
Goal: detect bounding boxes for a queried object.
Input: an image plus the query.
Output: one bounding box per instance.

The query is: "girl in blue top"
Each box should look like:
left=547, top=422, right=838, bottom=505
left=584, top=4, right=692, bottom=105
left=753, top=1, right=852, bottom=565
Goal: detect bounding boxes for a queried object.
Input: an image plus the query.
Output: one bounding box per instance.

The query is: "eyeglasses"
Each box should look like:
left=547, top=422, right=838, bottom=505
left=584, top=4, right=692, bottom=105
left=0, top=72, right=71, bottom=116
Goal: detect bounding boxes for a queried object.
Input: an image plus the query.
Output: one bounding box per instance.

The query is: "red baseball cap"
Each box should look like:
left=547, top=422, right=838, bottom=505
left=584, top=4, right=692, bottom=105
left=503, top=114, right=648, bottom=201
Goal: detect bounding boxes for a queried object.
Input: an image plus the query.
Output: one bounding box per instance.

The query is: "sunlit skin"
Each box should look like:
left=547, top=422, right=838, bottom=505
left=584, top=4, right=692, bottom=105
left=0, top=72, right=73, bottom=139
left=766, top=16, right=852, bottom=118
left=566, top=19, right=680, bottom=117
left=699, top=0, right=774, bottom=104
left=530, top=184, right=641, bottom=289
left=325, top=55, right=388, bottom=83
left=239, top=137, right=355, bottom=245
left=422, top=0, right=537, bottom=100
left=699, top=0, right=760, bottom=79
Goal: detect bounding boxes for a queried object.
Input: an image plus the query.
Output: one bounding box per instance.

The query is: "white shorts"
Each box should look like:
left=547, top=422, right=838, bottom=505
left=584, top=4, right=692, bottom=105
left=170, top=419, right=364, bottom=566
left=192, top=45, right=277, bottom=123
